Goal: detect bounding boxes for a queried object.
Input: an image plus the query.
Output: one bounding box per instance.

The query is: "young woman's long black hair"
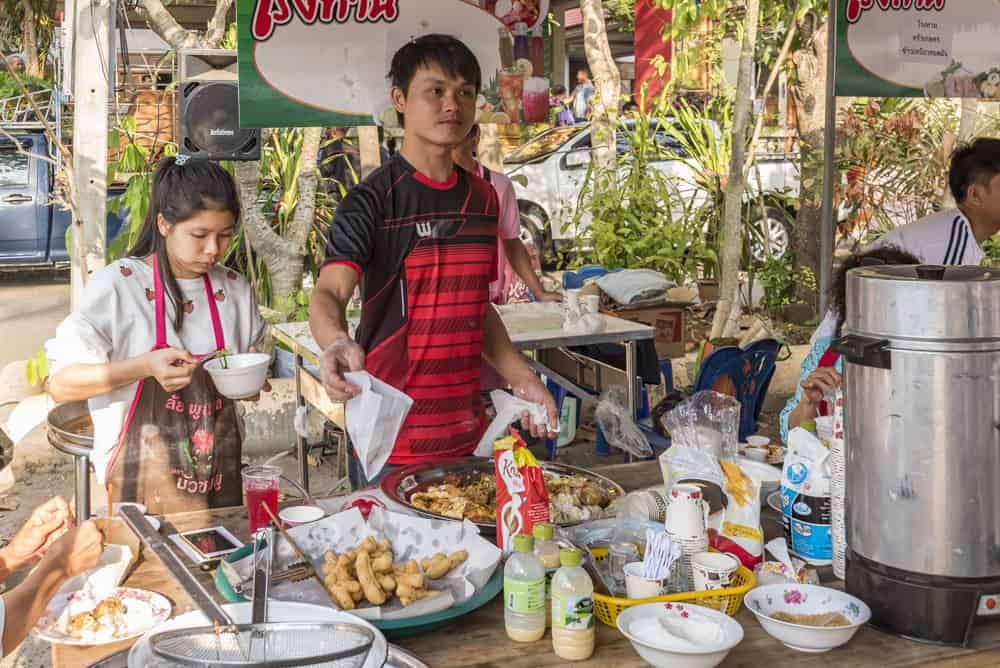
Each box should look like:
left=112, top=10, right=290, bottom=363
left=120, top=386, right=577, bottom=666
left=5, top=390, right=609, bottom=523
left=128, top=156, right=241, bottom=331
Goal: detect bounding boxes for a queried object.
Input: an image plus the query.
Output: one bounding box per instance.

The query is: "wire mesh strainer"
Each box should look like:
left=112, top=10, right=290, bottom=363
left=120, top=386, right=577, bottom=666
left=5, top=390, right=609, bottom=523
left=148, top=622, right=374, bottom=668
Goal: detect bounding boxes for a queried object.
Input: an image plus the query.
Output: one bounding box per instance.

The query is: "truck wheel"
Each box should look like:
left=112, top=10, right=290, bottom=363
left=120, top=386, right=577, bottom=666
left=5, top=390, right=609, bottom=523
left=750, top=207, right=792, bottom=262
left=519, top=208, right=558, bottom=270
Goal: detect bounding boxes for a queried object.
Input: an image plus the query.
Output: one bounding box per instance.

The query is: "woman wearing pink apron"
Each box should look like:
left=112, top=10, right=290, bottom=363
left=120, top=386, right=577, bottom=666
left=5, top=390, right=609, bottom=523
left=47, top=156, right=265, bottom=515
left=105, top=255, right=243, bottom=514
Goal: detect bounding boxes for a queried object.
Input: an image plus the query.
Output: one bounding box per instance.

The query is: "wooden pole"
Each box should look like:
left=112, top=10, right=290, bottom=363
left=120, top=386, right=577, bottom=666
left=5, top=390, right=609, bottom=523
left=70, top=0, right=114, bottom=306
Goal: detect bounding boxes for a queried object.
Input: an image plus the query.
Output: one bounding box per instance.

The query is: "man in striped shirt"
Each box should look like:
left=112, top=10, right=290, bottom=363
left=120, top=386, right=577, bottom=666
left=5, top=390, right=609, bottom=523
left=874, top=138, right=1000, bottom=265
left=309, top=35, right=558, bottom=487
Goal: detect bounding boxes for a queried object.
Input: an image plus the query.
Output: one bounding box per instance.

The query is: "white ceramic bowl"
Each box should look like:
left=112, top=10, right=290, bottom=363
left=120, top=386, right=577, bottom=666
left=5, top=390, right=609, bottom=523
left=744, top=583, right=871, bottom=653
left=617, top=601, right=743, bottom=668
left=743, top=447, right=768, bottom=462
left=735, top=457, right=782, bottom=505
left=204, top=353, right=271, bottom=400
left=746, top=435, right=770, bottom=448
left=279, top=504, right=325, bottom=528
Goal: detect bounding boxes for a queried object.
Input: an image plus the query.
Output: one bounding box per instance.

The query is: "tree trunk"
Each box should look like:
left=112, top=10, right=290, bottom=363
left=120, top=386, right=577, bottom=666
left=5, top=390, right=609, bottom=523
left=233, top=127, right=323, bottom=304
left=718, top=0, right=760, bottom=302
left=21, top=0, right=42, bottom=78
left=579, top=0, right=620, bottom=195
left=790, top=12, right=828, bottom=305
left=138, top=0, right=233, bottom=49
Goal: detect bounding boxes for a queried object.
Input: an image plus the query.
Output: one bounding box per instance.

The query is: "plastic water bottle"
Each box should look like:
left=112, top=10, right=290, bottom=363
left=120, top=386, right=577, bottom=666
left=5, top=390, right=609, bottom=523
left=551, top=547, right=595, bottom=661
left=533, top=523, right=562, bottom=627
left=504, top=534, right=546, bottom=642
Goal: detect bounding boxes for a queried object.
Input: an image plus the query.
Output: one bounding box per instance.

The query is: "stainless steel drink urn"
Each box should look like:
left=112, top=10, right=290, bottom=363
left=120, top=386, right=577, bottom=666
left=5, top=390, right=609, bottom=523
left=833, top=264, right=1000, bottom=645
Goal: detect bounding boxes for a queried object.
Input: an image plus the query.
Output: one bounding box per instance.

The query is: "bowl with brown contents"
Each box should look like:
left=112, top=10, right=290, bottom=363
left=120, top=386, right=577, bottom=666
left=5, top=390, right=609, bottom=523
left=744, top=584, right=871, bottom=653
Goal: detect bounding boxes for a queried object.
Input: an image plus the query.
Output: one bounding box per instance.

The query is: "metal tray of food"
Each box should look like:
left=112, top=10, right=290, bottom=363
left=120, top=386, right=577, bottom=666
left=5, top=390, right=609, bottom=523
left=380, top=457, right=625, bottom=533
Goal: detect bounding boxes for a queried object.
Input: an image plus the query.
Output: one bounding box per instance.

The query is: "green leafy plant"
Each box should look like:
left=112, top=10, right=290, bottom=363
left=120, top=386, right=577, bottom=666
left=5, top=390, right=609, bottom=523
left=572, top=88, right=717, bottom=283
left=272, top=288, right=312, bottom=323
left=755, top=255, right=816, bottom=308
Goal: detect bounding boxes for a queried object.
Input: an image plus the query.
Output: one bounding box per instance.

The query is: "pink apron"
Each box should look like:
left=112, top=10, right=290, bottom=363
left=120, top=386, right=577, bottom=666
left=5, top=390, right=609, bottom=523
left=105, top=256, right=242, bottom=515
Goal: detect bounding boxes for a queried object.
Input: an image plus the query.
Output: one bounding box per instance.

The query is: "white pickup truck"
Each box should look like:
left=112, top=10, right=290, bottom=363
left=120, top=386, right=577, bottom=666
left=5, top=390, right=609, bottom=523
left=503, top=119, right=802, bottom=266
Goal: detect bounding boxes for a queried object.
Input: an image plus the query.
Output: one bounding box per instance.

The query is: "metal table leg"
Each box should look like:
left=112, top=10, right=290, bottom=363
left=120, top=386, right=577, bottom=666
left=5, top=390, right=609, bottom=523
left=74, top=454, right=90, bottom=521
left=624, top=340, right=638, bottom=464
left=294, top=351, right=310, bottom=494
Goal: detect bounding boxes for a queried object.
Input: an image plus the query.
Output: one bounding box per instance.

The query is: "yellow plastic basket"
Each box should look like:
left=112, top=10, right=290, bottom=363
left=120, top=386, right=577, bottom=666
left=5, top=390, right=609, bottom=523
left=590, top=547, right=756, bottom=627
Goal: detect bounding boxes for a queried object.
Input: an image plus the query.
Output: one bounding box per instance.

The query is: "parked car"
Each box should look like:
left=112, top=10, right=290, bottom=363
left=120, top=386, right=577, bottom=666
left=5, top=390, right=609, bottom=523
left=0, top=131, right=127, bottom=269
left=504, top=119, right=800, bottom=266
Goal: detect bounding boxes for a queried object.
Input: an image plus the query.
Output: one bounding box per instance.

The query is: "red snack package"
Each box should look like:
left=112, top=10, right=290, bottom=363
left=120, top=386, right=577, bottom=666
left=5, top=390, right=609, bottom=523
left=494, top=431, right=551, bottom=552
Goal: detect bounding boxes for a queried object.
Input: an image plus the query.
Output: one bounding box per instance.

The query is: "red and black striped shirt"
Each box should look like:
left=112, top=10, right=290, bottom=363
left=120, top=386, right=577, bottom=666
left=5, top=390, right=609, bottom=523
left=322, top=155, right=499, bottom=464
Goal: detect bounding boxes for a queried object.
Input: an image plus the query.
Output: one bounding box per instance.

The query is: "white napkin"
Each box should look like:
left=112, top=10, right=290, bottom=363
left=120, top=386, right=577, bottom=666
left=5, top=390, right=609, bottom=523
left=345, top=371, right=413, bottom=480
left=473, top=389, right=549, bottom=457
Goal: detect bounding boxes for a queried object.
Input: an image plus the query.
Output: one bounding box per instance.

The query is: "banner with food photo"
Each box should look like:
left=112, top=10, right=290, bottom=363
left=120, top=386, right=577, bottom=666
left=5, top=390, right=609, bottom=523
left=835, top=0, right=1000, bottom=98
left=236, top=0, right=550, bottom=128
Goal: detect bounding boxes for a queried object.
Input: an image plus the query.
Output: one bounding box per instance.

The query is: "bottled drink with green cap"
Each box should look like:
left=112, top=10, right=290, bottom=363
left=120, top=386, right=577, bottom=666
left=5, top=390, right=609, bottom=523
left=504, top=534, right=545, bottom=642
left=551, top=547, right=595, bottom=660
left=533, top=523, right=560, bottom=627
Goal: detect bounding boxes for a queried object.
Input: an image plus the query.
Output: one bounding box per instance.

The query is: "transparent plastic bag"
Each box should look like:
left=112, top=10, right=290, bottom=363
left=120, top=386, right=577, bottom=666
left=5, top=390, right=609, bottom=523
left=594, top=386, right=654, bottom=459
left=661, top=390, right=740, bottom=459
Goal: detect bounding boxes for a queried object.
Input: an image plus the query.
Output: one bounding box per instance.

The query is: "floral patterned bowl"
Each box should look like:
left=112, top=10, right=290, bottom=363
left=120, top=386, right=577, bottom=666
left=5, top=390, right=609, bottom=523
left=744, top=584, right=871, bottom=653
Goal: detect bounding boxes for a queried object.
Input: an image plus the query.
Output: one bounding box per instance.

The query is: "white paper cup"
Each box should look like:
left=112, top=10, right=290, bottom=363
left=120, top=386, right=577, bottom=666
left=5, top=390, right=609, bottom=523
left=624, top=562, right=667, bottom=600
left=691, top=552, right=740, bottom=591
left=815, top=416, right=835, bottom=441
left=580, top=295, right=601, bottom=314
left=746, top=435, right=770, bottom=448
left=278, top=505, right=325, bottom=528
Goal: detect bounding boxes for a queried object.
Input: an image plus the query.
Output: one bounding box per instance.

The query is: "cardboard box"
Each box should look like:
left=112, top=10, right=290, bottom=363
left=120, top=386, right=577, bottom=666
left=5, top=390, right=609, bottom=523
left=611, top=303, right=687, bottom=360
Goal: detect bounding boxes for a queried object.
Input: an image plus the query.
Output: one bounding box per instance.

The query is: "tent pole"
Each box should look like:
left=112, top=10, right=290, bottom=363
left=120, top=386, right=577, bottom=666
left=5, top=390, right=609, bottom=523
left=818, top=0, right=838, bottom=318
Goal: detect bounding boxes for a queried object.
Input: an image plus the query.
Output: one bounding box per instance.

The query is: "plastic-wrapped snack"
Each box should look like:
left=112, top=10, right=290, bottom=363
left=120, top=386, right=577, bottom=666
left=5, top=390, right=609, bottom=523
left=494, top=432, right=551, bottom=553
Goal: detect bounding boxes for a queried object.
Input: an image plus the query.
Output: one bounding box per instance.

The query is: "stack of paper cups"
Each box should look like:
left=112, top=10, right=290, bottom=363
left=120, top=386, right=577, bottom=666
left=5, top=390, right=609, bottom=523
left=664, top=483, right=710, bottom=591
left=830, top=388, right=847, bottom=580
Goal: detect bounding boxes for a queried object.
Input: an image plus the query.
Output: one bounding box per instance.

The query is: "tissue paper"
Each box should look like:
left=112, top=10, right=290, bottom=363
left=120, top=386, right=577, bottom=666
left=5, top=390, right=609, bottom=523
left=344, top=371, right=413, bottom=480
left=473, top=389, right=549, bottom=457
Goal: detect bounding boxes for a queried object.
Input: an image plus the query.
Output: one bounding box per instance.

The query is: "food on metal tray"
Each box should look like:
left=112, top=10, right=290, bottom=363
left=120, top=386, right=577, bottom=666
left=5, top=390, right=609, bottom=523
left=770, top=611, right=852, bottom=627
left=409, top=471, right=614, bottom=524
left=321, top=536, right=456, bottom=609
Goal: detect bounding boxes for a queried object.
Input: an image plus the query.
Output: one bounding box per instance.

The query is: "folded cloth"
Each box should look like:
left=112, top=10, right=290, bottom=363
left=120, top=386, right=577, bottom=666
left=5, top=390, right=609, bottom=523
left=596, top=269, right=674, bottom=305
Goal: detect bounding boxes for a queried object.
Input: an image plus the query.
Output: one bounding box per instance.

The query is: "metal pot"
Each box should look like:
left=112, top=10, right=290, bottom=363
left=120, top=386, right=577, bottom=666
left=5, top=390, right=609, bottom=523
left=46, top=400, right=94, bottom=521
left=833, top=264, right=1000, bottom=644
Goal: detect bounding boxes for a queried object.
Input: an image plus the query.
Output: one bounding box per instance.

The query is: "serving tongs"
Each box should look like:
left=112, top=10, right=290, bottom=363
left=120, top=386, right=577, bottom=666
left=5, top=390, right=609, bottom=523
left=235, top=561, right=314, bottom=595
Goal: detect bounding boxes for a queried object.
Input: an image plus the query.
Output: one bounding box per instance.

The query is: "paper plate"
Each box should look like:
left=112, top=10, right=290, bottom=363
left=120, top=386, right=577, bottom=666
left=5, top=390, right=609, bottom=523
left=34, top=587, right=171, bottom=646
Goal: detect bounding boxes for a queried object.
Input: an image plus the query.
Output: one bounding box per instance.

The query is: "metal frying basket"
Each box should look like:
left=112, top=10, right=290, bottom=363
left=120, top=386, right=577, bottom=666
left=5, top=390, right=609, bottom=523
left=148, top=622, right=374, bottom=668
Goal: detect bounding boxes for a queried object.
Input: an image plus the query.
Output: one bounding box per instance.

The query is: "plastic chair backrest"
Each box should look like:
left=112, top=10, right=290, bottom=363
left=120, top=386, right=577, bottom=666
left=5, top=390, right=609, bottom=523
left=694, top=339, right=780, bottom=441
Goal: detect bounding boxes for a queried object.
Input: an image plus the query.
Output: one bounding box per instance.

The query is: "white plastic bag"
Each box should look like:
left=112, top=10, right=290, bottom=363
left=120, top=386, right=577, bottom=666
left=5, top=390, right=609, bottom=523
left=780, top=428, right=833, bottom=566
left=594, top=386, right=653, bottom=459
left=662, top=391, right=740, bottom=459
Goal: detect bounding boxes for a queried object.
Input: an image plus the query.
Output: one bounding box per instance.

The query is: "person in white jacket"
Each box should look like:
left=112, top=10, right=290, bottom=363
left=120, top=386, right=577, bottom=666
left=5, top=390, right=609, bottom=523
left=874, top=138, right=1000, bottom=265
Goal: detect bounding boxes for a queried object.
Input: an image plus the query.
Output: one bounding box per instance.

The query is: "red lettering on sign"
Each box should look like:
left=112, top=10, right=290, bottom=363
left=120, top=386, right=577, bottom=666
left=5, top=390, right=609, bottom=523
left=253, top=0, right=397, bottom=40
left=846, top=0, right=947, bottom=25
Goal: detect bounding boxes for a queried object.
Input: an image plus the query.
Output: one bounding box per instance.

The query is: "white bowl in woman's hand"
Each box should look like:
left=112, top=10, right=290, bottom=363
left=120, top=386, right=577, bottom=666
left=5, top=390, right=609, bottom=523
left=204, top=353, right=271, bottom=400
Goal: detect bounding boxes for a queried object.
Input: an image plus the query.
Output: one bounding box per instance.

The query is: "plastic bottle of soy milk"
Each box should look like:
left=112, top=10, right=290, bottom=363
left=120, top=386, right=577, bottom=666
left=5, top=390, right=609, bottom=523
left=504, top=534, right=546, bottom=642
left=533, top=523, right=561, bottom=627
left=551, top=547, right=595, bottom=660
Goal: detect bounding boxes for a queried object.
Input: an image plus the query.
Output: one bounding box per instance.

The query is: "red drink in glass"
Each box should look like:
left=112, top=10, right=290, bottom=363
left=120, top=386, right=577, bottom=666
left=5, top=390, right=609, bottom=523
left=242, top=465, right=281, bottom=533
left=522, top=77, right=550, bottom=123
